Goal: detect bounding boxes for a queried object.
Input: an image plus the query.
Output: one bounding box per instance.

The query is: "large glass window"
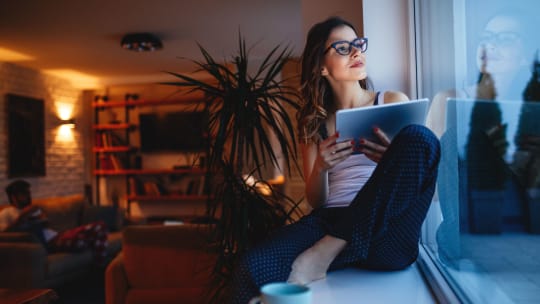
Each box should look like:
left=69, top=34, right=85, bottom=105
left=417, top=0, right=540, bottom=303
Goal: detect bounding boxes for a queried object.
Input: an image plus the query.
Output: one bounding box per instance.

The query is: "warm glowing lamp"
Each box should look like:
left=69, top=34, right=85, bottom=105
left=60, top=118, right=76, bottom=128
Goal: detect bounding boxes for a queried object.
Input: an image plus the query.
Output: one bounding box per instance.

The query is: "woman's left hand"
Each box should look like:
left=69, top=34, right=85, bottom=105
left=358, top=127, right=391, bottom=162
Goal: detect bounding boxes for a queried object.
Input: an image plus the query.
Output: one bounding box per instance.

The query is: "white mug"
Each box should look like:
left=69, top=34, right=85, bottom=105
left=248, top=282, right=311, bottom=304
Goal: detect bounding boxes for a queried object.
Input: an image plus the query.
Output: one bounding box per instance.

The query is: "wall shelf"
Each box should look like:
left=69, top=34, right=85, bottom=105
left=126, top=194, right=211, bottom=201
left=94, top=168, right=206, bottom=176
left=93, top=146, right=132, bottom=153
left=92, top=123, right=135, bottom=130
left=92, top=98, right=200, bottom=109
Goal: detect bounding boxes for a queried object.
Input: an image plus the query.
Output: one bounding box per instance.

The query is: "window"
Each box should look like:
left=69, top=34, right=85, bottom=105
left=415, top=0, right=540, bottom=303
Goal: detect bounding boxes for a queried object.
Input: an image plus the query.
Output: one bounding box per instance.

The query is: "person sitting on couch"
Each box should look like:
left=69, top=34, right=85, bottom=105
left=0, top=179, right=109, bottom=263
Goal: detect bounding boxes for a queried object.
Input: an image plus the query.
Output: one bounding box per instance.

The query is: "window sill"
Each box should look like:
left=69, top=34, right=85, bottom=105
left=309, top=258, right=436, bottom=303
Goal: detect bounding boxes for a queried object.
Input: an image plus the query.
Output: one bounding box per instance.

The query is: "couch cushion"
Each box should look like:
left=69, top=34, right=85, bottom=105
left=126, top=287, right=207, bottom=304
left=122, top=225, right=215, bottom=289
left=33, top=195, right=85, bottom=232
left=0, top=232, right=39, bottom=243
left=47, top=251, right=93, bottom=278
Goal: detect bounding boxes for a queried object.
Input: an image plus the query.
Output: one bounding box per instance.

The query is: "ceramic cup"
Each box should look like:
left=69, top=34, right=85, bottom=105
left=248, top=282, right=311, bottom=304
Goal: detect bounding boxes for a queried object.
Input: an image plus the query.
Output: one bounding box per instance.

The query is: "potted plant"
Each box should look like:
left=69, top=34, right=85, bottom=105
left=163, top=35, right=303, bottom=302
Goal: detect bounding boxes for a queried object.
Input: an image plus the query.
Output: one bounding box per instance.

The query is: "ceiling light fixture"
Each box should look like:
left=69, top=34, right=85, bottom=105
left=121, top=33, right=163, bottom=52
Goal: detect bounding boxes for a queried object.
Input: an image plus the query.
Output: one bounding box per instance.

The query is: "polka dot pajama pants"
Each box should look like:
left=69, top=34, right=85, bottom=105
left=230, top=125, right=441, bottom=303
left=49, top=221, right=108, bottom=262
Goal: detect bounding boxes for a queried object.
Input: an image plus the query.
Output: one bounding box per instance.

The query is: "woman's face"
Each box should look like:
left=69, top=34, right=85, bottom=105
left=476, top=15, right=527, bottom=76
left=321, top=25, right=367, bottom=83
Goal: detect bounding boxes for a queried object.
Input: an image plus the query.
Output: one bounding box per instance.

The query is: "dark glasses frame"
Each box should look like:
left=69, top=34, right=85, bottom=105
left=324, top=37, right=369, bottom=55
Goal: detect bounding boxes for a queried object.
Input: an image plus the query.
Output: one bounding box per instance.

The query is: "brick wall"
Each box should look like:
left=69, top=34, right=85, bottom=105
left=0, top=62, right=88, bottom=204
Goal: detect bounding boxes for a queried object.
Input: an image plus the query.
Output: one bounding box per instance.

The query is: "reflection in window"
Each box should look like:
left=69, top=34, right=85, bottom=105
left=418, top=0, right=540, bottom=303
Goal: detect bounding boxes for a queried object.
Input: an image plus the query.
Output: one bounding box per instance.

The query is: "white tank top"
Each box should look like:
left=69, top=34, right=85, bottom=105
left=323, top=92, right=385, bottom=208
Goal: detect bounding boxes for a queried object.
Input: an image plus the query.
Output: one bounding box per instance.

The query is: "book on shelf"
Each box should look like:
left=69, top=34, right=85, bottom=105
left=102, top=132, right=111, bottom=147
left=143, top=182, right=160, bottom=195
left=95, top=133, right=103, bottom=147
left=155, top=182, right=169, bottom=195
left=128, top=177, right=137, bottom=195
left=108, top=131, right=127, bottom=146
left=98, top=154, right=114, bottom=170
left=127, top=173, right=206, bottom=197
left=128, top=177, right=146, bottom=195
left=186, top=175, right=205, bottom=195
left=186, top=179, right=197, bottom=195
left=97, top=131, right=127, bottom=147
left=133, top=175, right=169, bottom=196
left=110, top=155, right=122, bottom=169
left=98, top=154, right=124, bottom=170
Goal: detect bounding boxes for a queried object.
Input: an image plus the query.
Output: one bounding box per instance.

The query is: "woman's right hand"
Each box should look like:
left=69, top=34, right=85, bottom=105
left=315, top=132, right=354, bottom=170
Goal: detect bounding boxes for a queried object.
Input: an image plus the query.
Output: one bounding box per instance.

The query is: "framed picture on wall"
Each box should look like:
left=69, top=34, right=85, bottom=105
left=6, top=94, right=46, bottom=177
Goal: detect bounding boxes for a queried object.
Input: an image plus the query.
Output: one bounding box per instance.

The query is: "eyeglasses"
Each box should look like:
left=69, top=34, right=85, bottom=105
left=324, top=38, right=368, bottom=55
left=479, top=31, right=521, bottom=47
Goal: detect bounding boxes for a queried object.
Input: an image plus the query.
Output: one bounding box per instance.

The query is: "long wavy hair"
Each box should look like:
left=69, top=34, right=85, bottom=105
left=297, top=16, right=371, bottom=144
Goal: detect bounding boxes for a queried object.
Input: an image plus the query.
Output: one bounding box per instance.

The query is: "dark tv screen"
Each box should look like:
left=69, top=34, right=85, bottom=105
left=139, top=111, right=207, bottom=152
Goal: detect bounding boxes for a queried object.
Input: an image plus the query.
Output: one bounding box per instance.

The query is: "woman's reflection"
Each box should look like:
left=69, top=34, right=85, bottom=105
left=434, top=5, right=539, bottom=265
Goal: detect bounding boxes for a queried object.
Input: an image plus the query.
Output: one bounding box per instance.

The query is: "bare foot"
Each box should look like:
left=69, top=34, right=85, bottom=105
left=287, top=235, right=347, bottom=285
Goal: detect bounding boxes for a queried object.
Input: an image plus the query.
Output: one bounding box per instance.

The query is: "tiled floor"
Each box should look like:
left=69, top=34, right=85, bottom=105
left=430, top=232, right=540, bottom=304
left=458, top=233, right=540, bottom=304
left=309, top=263, right=435, bottom=304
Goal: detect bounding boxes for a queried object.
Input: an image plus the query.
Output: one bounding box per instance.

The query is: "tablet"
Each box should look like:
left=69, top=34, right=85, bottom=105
left=336, top=99, right=430, bottom=153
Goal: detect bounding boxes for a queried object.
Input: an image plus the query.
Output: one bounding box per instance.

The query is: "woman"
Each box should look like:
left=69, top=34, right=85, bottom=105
left=230, top=16, right=440, bottom=303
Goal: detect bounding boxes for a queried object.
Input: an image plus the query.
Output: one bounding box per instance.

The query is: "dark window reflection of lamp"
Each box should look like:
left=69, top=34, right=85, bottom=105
left=61, top=118, right=76, bottom=128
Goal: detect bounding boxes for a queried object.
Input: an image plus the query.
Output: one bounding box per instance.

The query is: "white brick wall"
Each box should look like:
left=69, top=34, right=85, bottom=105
left=0, top=62, right=87, bottom=204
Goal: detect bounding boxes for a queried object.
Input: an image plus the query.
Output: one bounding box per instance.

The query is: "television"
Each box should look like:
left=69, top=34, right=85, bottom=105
left=139, top=111, right=208, bottom=152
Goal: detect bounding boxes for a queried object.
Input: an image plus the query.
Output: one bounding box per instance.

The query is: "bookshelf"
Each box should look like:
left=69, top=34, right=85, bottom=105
left=124, top=168, right=209, bottom=214
left=92, top=94, right=209, bottom=216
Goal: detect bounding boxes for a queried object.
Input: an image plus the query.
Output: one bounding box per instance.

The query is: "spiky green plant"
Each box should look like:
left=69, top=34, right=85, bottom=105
left=163, top=34, right=303, bottom=302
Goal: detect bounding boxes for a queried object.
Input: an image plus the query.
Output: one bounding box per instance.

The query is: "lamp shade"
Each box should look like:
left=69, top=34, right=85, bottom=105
left=121, top=33, right=163, bottom=52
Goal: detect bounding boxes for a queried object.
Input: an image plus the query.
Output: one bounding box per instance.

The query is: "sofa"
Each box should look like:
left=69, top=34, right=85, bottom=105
left=0, top=194, right=123, bottom=288
left=105, top=225, right=216, bottom=304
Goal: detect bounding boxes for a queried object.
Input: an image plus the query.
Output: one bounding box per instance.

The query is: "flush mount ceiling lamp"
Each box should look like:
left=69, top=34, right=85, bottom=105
left=121, top=33, right=163, bottom=52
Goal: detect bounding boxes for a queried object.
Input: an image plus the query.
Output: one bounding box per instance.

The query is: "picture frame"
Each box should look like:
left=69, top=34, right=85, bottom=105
left=6, top=93, right=46, bottom=177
